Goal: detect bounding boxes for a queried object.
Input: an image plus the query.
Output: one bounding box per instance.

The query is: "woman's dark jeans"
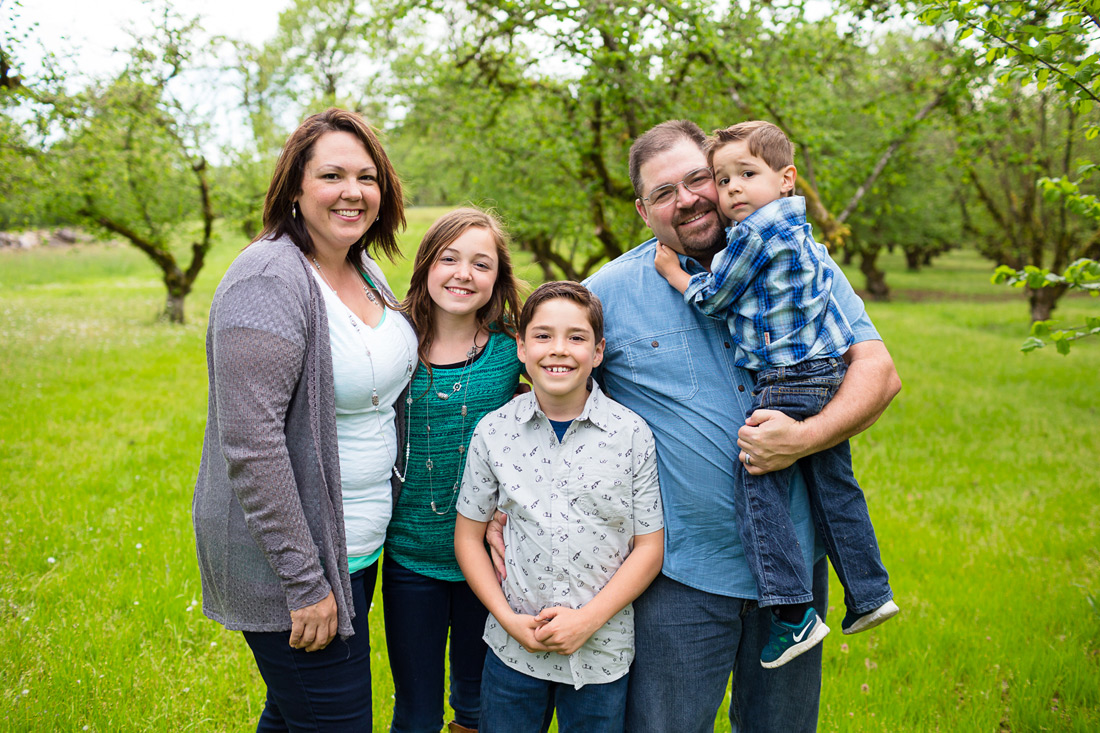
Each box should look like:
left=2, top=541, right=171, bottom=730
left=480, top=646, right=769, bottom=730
left=243, top=564, right=377, bottom=732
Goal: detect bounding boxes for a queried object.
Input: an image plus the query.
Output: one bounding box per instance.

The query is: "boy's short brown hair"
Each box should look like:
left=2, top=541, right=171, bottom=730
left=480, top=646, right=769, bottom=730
left=706, top=120, right=795, bottom=173
left=519, top=281, right=605, bottom=343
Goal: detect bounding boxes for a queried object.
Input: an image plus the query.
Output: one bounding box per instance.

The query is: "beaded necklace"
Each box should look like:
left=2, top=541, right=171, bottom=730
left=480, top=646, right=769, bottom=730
left=403, top=336, right=483, bottom=515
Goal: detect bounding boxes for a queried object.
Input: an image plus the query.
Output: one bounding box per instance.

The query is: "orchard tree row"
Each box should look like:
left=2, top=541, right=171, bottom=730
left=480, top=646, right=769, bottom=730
left=1, top=0, right=1097, bottom=327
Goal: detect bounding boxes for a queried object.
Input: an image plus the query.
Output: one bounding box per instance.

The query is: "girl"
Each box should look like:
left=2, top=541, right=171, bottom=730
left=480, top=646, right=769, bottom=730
left=384, top=207, right=524, bottom=733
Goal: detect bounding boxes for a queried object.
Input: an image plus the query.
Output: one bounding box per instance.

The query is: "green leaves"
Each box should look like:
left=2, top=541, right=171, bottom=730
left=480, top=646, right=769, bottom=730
left=1022, top=318, right=1100, bottom=355
left=993, top=259, right=1100, bottom=354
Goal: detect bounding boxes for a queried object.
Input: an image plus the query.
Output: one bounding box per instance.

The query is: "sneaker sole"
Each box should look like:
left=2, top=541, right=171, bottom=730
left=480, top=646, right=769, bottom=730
left=843, top=600, right=900, bottom=635
left=760, top=621, right=830, bottom=669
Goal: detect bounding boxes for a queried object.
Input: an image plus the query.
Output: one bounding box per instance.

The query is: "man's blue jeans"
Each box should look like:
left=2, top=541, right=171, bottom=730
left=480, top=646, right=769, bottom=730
left=480, top=650, right=628, bottom=733
left=741, top=357, right=892, bottom=614
left=382, top=556, right=488, bottom=732
left=243, top=564, right=376, bottom=732
left=625, top=561, right=828, bottom=732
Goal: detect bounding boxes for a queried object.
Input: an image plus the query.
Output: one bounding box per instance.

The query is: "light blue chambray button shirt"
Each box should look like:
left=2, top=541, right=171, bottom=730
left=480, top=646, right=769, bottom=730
left=584, top=237, right=880, bottom=599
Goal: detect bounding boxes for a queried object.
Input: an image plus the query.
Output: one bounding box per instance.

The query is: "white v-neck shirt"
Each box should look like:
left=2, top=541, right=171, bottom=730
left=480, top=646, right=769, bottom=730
left=312, top=268, right=416, bottom=558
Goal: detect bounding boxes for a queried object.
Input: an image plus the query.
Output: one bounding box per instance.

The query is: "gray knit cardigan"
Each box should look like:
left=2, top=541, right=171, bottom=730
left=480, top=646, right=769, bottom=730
left=193, top=235, right=406, bottom=636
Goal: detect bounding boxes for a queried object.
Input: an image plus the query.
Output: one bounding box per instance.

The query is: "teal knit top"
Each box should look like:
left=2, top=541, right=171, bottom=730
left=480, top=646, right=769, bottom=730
left=385, top=329, right=523, bottom=581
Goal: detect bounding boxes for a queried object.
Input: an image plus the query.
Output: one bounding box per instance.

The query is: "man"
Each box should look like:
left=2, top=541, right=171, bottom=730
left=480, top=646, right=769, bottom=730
left=582, top=120, right=900, bottom=731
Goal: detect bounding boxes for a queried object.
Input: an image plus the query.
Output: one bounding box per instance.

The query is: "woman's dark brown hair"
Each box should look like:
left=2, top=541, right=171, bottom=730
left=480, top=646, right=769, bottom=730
left=259, top=108, right=406, bottom=263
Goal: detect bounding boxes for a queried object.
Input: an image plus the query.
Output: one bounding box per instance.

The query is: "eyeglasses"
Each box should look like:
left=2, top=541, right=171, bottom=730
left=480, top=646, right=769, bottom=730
left=641, top=167, right=713, bottom=208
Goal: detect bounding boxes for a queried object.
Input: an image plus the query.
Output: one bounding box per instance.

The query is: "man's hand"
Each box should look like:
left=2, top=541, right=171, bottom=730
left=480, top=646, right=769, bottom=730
left=486, top=511, right=508, bottom=582
left=289, top=591, right=338, bottom=652
left=654, top=243, right=692, bottom=294
left=737, top=340, right=902, bottom=475
left=737, top=409, right=807, bottom=475
left=533, top=606, right=602, bottom=656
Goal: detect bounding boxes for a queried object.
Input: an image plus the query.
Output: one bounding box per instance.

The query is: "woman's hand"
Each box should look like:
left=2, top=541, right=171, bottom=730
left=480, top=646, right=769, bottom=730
left=289, top=591, right=338, bottom=652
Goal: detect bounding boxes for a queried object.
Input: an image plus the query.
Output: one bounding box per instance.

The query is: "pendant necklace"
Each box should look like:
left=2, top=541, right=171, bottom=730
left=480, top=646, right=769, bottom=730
left=422, top=337, right=482, bottom=515
left=314, top=256, right=381, bottom=308
left=311, top=256, right=415, bottom=481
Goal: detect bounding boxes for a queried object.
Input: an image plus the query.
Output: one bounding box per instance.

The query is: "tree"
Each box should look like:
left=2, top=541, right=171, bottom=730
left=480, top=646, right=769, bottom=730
left=917, top=0, right=1100, bottom=320
left=951, top=84, right=1100, bottom=319
left=43, top=7, right=219, bottom=323
left=384, top=0, right=958, bottom=280
left=220, top=0, right=405, bottom=240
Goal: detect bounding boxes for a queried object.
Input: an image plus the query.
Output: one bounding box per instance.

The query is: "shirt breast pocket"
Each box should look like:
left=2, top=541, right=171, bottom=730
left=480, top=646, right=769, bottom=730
left=573, top=486, right=631, bottom=523
left=621, top=331, right=699, bottom=401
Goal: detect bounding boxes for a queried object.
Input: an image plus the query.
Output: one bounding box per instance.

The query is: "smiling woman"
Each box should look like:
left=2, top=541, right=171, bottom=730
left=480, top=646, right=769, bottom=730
left=192, top=108, right=414, bottom=731
left=296, top=132, right=382, bottom=269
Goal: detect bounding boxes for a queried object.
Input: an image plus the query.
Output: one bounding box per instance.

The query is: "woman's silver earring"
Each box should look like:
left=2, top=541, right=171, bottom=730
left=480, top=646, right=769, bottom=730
left=292, top=202, right=298, bottom=219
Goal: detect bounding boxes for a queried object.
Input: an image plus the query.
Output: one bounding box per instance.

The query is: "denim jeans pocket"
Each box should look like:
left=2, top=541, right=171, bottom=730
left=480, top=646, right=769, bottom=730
left=753, top=382, right=834, bottom=416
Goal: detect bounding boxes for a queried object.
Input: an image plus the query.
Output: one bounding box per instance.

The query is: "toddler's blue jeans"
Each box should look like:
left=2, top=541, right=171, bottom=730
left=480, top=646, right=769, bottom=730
left=742, top=357, right=892, bottom=614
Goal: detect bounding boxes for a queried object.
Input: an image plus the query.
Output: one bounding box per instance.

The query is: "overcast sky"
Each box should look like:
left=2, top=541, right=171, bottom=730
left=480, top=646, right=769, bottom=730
left=16, top=0, right=290, bottom=78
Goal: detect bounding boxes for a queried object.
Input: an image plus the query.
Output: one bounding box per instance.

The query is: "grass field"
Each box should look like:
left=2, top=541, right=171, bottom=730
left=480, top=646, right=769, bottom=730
left=2, top=210, right=1098, bottom=731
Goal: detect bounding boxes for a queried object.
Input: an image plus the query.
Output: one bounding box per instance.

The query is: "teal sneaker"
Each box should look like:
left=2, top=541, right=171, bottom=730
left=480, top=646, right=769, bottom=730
left=841, top=599, right=899, bottom=635
left=760, top=608, right=830, bottom=669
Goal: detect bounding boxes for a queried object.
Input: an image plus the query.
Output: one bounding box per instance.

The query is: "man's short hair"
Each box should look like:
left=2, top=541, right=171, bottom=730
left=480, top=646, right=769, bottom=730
left=628, top=120, right=707, bottom=198
left=518, top=281, right=605, bottom=343
left=706, top=120, right=794, bottom=172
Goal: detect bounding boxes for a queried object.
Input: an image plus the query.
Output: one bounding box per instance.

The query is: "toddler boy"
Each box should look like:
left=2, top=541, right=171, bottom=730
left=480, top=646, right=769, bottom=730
left=654, top=120, right=897, bottom=669
left=454, top=281, right=664, bottom=732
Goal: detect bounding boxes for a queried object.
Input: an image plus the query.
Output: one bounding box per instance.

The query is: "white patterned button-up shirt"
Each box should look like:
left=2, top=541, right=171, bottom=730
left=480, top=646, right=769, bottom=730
left=457, top=382, right=663, bottom=689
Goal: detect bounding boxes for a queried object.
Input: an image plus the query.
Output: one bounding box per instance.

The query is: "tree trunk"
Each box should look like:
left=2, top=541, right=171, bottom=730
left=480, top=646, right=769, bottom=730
left=163, top=291, right=186, bottom=324
left=1028, top=284, right=1067, bottom=322
left=859, top=248, right=890, bottom=301
left=841, top=245, right=855, bottom=266
left=903, top=247, right=922, bottom=272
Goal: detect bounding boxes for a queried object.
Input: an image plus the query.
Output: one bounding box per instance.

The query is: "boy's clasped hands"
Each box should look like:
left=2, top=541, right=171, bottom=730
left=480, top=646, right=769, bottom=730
left=502, top=606, right=604, bottom=656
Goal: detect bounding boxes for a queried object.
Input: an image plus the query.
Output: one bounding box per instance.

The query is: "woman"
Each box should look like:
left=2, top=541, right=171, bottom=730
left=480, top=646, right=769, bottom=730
left=193, top=108, right=415, bottom=731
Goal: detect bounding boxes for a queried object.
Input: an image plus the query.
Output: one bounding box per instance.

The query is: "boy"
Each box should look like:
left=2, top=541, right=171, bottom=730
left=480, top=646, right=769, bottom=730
left=654, top=120, right=897, bottom=669
left=454, top=281, right=664, bottom=732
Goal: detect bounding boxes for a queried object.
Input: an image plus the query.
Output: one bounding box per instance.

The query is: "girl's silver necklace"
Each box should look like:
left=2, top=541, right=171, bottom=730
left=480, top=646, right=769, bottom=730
left=418, top=337, right=482, bottom=515
left=311, top=257, right=414, bottom=481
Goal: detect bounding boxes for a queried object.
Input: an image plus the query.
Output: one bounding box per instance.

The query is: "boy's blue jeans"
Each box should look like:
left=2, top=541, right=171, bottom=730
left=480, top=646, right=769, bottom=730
left=741, top=357, right=892, bottom=614
left=480, top=650, right=628, bottom=733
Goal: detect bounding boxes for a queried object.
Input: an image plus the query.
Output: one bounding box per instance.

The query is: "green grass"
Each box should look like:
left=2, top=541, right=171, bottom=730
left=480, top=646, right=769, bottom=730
left=1, top=217, right=1098, bottom=730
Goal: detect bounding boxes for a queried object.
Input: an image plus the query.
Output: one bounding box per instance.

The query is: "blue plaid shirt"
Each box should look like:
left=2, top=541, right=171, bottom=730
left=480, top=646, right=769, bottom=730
left=684, top=196, right=855, bottom=371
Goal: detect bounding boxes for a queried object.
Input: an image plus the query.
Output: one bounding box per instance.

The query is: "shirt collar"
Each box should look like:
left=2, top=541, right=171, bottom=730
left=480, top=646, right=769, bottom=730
left=514, top=379, right=613, bottom=432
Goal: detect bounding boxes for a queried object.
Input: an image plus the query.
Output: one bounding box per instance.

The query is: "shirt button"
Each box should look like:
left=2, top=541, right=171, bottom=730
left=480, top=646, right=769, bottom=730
left=651, top=341, right=659, bottom=348
left=724, top=342, right=731, bottom=349
left=556, top=573, right=565, bottom=581
left=738, top=384, right=746, bottom=392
